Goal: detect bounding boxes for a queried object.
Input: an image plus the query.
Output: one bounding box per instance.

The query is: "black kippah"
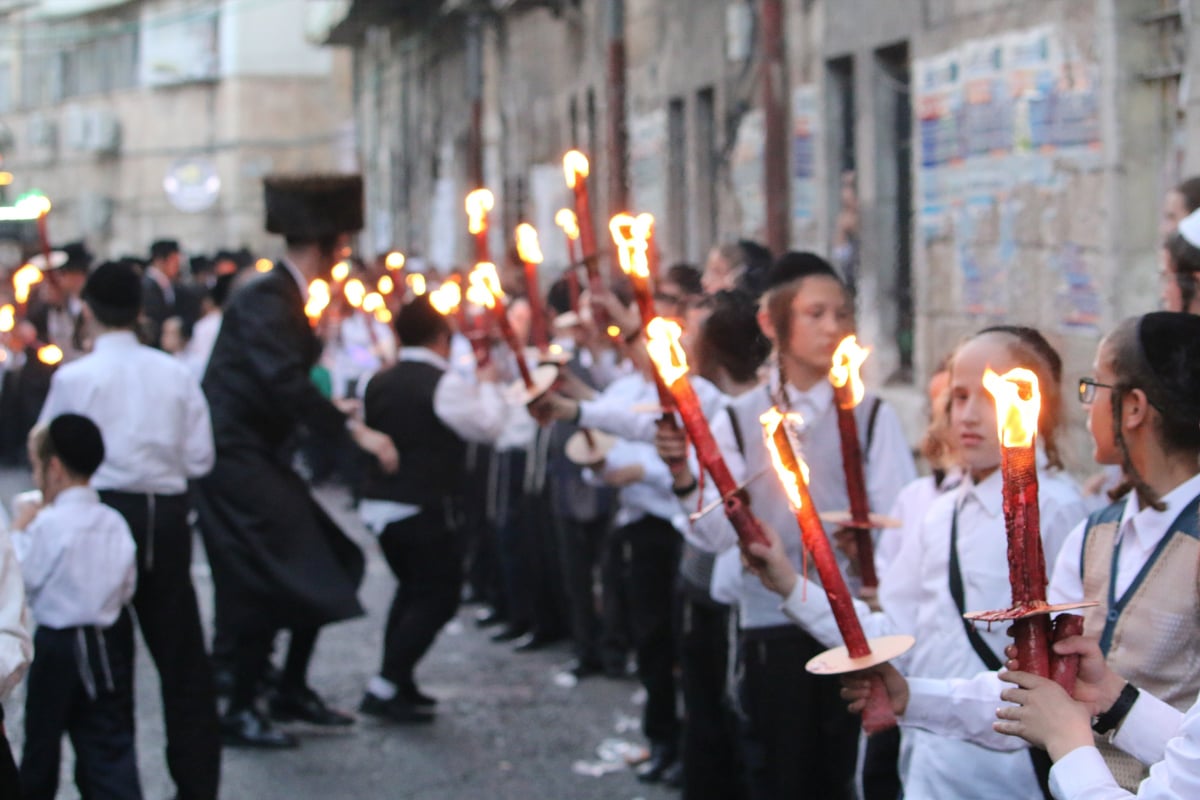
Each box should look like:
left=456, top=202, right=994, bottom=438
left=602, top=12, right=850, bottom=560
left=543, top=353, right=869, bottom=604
left=1138, top=312, right=1200, bottom=424
left=84, top=260, right=143, bottom=314
left=47, top=414, right=106, bottom=477
left=765, top=251, right=841, bottom=291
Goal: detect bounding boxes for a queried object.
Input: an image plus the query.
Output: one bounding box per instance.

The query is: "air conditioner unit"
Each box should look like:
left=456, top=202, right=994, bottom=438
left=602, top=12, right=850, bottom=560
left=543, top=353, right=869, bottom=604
left=87, top=109, right=121, bottom=155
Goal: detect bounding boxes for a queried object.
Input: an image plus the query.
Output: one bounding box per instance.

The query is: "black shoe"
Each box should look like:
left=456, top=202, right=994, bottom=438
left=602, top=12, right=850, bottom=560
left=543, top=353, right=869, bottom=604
left=567, top=659, right=604, bottom=679
left=268, top=686, right=355, bottom=727
left=358, top=692, right=435, bottom=725
left=474, top=607, right=506, bottom=628
left=512, top=632, right=557, bottom=653
left=635, top=742, right=679, bottom=784
left=401, top=681, right=437, bottom=708
left=490, top=625, right=528, bottom=643
left=221, top=708, right=299, bottom=749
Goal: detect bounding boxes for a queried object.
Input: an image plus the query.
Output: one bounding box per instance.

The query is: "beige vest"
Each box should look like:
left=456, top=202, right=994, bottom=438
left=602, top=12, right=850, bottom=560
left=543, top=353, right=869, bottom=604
left=1080, top=495, right=1200, bottom=791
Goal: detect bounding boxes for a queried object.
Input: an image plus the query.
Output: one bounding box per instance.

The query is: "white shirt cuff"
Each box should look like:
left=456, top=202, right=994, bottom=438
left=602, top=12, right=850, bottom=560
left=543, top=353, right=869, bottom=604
left=1049, top=746, right=1127, bottom=800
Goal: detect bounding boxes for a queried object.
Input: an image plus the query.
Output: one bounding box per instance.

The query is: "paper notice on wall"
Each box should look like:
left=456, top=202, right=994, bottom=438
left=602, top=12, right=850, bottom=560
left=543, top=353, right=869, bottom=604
left=731, top=108, right=766, bottom=241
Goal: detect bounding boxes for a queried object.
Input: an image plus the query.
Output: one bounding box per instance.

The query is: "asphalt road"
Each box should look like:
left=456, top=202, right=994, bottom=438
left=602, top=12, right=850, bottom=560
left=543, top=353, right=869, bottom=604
left=0, top=468, right=678, bottom=800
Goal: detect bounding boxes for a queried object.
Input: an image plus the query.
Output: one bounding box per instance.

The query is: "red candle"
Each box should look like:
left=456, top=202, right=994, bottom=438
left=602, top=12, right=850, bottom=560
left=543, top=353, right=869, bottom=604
left=830, top=335, right=879, bottom=588
left=760, top=406, right=897, bottom=733
left=645, top=317, right=767, bottom=548
left=564, top=151, right=607, bottom=329
left=515, top=223, right=549, bottom=351
left=554, top=208, right=583, bottom=314
left=465, top=189, right=494, bottom=264
left=470, top=262, right=533, bottom=388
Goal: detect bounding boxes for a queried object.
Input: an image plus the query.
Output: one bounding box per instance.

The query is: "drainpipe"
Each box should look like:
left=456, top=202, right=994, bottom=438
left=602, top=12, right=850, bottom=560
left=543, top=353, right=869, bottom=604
left=466, top=11, right=485, bottom=189
left=760, top=0, right=788, bottom=255
left=606, top=0, right=628, bottom=221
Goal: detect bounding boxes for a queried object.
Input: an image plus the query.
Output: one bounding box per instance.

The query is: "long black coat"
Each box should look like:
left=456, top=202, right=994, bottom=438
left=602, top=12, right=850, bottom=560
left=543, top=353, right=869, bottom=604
left=195, top=264, right=364, bottom=634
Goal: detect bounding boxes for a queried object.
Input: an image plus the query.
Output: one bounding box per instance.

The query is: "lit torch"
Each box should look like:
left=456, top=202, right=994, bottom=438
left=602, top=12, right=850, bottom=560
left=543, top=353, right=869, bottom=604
left=405, top=273, right=427, bottom=297
left=36, top=344, right=63, bottom=366
left=469, top=263, right=534, bottom=389
left=305, top=279, right=331, bottom=324
left=0, top=305, right=14, bottom=333
left=645, top=317, right=767, bottom=548
left=760, top=406, right=914, bottom=734
left=385, top=251, right=406, bottom=272
left=13, top=263, right=44, bottom=313
left=465, top=189, right=495, bottom=264
left=377, top=275, right=395, bottom=296
left=965, top=368, right=1093, bottom=690
left=429, top=281, right=462, bottom=318
left=555, top=208, right=582, bottom=313
left=515, top=223, right=549, bottom=351
left=564, top=151, right=606, bottom=327
left=344, top=278, right=366, bottom=309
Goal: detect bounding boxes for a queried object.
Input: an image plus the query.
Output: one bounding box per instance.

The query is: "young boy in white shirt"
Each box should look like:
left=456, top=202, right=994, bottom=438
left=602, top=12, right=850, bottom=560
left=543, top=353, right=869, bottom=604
left=12, top=414, right=140, bottom=800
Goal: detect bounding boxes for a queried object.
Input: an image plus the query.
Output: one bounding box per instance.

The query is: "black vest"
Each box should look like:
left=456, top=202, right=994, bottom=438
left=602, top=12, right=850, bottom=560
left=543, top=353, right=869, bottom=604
left=361, top=359, right=466, bottom=506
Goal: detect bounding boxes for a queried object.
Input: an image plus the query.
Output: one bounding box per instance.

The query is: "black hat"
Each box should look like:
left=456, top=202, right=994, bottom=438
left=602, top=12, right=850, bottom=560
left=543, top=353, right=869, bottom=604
left=1139, top=311, right=1200, bottom=424
left=83, top=260, right=143, bottom=324
left=150, top=240, right=180, bottom=261
left=47, top=413, right=105, bottom=477
left=765, top=251, right=841, bottom=290
left=263, top=174, right=364, bottom=237
left=56, top=241, right=93, bottom=274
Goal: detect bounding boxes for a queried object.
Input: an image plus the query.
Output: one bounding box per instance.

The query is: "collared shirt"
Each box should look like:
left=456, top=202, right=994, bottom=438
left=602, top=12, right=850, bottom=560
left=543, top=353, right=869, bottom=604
left=0, top=522, right=32, bottom=699
left=359, top=346, right=509, bottom=533
left=279, top=259, right=308, bottom=302
left=146, top=266, right=175, bottom=305
left=583, top=438, right=683, bottom=530
left=579, top=370, right=727, bottom=445
left=780, top=467, right=1085, bottom=800
left=39, top=331, right=215, bottom=494
left=12, top=487, right=136, bottom=628
left=1051, top=687, right=1200, bottom=799
left=179, top=311, right=222, bottom=381
left=900, top=474, right=1200, bottom=755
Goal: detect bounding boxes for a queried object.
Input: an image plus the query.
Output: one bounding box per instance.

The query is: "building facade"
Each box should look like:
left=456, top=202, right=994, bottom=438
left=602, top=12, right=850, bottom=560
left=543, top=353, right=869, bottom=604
left=0, top=0, right=356, bottom=260
left=326, top=0, right=1193, bottom=460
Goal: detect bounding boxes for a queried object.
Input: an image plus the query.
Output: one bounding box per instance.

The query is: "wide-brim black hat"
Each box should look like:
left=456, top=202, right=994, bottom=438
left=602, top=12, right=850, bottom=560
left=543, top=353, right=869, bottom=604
left=264, top=174, right=363, bottom=237
left=56, top=241, right=93, bottom=274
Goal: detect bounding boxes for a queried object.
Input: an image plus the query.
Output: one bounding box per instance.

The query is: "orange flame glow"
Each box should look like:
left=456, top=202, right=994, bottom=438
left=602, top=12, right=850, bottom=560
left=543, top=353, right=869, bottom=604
left=467, top=263, right=504, bottom=310
left=385, top=251, right=406, bottom=271
left=465, top=189, right=495, bottom=235
left=362, top=292, right=384, bottom=314
left=0, top=305, right=13, bottom=333
left=429, top=282, right=463, bottom=316
left=555, top=208, right=580, bottom=241
left=830, top=335, right=870, bottom=409
left=374, top=307, right=392, bottom=325
left=563, top=151, right=590, bottom=189
left=36, top=344, right=63, bottom=366
left=645, top=317, right=689, bottom=386
left=515, top=224, right=544, bottom=264
left=331, top=261, right=351, bottom=283
left=13, top=264, right=44, bottom=304
left=255, top=258, right=273, bottom=273
left=405, top=274, right=427, bottom=297
left=305, top=279, right=331, bottom=321
left=377, top=275, right=395, bottom=295
left=344, top=278, right=366, bottom=308
left=609, top=213, right=654, bottom=280
left=759, top=407, right=811, bottom=511
left=982, top=367, right=1041, bottom=449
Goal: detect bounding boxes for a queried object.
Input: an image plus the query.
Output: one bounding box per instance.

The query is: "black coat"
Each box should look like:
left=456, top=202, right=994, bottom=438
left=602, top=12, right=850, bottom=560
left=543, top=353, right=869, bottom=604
left=195, top=265, right=363, bottom=634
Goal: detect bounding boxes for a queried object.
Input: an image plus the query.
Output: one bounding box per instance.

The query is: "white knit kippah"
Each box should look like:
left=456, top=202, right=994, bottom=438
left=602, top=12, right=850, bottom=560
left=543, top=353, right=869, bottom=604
left=1179, top=207, right=1200, bottom=248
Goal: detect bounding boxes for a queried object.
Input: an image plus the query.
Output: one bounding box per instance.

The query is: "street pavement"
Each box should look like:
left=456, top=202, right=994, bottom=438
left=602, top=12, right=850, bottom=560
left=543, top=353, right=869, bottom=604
left=0, top=468, right=679, bottom=800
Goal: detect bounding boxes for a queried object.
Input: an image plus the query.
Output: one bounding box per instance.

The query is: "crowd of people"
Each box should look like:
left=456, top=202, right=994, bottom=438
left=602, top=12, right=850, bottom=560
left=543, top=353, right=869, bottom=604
left=0, top=169, right=1196, bottom=800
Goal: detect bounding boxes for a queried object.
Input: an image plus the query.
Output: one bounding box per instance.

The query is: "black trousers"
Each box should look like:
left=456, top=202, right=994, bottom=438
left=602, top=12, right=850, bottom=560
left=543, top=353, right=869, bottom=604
left=555, top=514, right=609, bottom=664
left=617, top=515, right=681, bottom=744
left=493, top=450, right=531, bottom=630
left=520, top=485, right=566, bottom=640
left=99, top=490, right=220, bottom=800
left=377, top=509, right=463, bottom=687
left=739, top=627, right=858, bottom=800
left=677, top=587, right=746, bottom=800
left=21, top=613, right=141, bottom=800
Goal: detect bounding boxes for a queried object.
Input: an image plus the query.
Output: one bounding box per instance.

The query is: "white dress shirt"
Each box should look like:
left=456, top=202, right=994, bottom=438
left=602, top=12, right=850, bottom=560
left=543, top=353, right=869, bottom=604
left=330, top=313, right=397, bottom=399
left=12, top=486, right=137, bottom=628
left=1051, top=688, right=1200, bottom=799
left=0, top=522, right=32, bottom=699
left=583, top=439, right=684, bottom=530
left=39, top=331, right=215, bottom=494
left=579, top=371, right=727, bottom=445
left=179, top=311, right=222, bottom=381
left=900, top=474, right=1200, bottom=754
left=359, top=346, right=509, bottom=533
left=780, top=467, right=1085, bottom=800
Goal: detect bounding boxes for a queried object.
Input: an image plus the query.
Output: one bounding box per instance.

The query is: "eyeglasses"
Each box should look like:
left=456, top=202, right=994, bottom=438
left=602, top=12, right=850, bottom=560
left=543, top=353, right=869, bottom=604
left=1078, top=377, right=1117, bottom=404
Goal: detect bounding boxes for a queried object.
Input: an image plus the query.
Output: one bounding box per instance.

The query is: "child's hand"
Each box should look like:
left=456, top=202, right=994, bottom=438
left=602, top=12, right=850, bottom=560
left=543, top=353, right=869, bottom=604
left=12, top=491, right=43, bottom=531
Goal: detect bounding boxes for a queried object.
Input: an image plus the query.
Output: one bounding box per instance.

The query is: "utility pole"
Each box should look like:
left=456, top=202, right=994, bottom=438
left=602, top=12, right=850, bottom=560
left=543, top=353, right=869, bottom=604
left=760, top=0, right=789, bottom=255
left=606, top=0, right=628, bottom=218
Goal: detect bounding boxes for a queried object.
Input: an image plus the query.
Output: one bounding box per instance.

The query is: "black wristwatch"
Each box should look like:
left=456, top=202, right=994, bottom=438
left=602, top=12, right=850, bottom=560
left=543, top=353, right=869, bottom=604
left=1092, top=682, right=1139, bottom=735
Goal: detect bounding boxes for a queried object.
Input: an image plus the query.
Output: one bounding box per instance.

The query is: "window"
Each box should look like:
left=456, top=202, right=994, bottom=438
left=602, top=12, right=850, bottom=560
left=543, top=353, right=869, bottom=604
left=875, top=42, right=914, bottom=379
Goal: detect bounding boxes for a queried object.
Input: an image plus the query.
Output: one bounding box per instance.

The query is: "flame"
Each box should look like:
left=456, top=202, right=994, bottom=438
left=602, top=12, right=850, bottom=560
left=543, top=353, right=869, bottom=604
left=374, top=307, right=392, bottom=324
left=0, top=305, right=13, bottom=332
left=609, top=213, right=654, bottom=279
left=982, top=367, right=1041, bottom=449
left=830, top=335, right=870, bottom=409
left=468, top=262, right=504, bottom=310
left=555, top=208, right=580, bottom=241
left=331, top=261, right=350, bottom=282
left=563, top=150, right=590, bottom=189
left=759, top=407, right=811, bottom=511
left=36, top=344, right=63, bottom=365
left=385, top=251, right=406, bottom=271
left=606, top=324, right=620, bottom=338
left=362, top=292, right=384, bottom=313
left=465, top=189, right=495, bottom=235
left=377, top=275, right=395, bottom=295
left=429, top=282, right=463, bottom=316
left=13, top=264, right=44, bottom=304
left=344, top=278, right=366, bottom=308
left=515, top=223, right=544, bottom=264
left=305, top=279, right=331, bottom=321
left=17, top=194, right=51, bottom=216
left=645, top=317, right=689, bottom=386
left=255, top=258, right=273, bottom=273
left=405, top=273, right=427, bottom=296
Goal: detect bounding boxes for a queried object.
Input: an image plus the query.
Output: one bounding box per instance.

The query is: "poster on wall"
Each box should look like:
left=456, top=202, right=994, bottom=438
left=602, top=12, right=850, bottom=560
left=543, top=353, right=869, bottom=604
left=913, top=24, right=1103, bottom=331
left=731, top=108, right=766, bottom=241
left=629, top=109, right=668, bottom=223
left=791, top=85, right=820, bottom=247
